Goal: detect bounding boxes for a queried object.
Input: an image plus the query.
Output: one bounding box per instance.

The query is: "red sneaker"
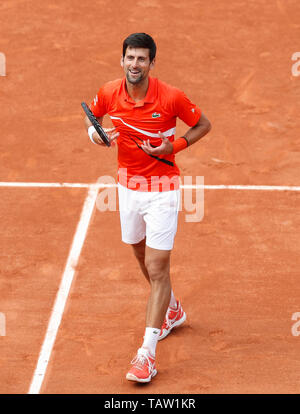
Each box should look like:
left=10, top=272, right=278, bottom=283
left=126, top=347, right=157, bottom=383
left=158, top=300, right=186, bottom=340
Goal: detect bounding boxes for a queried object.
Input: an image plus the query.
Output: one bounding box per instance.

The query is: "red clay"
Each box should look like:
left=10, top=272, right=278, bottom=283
left=1, top=0, right=300, bottom=394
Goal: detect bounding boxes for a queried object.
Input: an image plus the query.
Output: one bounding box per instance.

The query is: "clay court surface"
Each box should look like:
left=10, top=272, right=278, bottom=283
left=1, top=0, right=300, bottom=394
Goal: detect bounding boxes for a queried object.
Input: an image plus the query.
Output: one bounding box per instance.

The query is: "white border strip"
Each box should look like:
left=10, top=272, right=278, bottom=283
left=28, top=185, right=99, bottom=394
left=0, top=182, right=300, bottom=191
left=110, top=115, right=176, bottom=138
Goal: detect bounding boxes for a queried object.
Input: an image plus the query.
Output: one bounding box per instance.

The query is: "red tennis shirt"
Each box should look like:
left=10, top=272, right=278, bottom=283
left=90, top=76, right=201, bottom=191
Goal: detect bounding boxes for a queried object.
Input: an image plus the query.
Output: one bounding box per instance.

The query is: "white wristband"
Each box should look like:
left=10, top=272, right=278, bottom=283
left=88, top=125, right=97, bottom=144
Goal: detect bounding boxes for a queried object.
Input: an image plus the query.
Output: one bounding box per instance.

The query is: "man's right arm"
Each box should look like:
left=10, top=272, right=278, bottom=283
left=84, top=115, right=119, bottom=146
left=84, top=115, right=105, bottom=146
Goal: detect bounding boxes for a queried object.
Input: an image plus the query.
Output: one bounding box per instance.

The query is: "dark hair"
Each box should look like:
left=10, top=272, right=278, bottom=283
left=122, top=33, right=156, bottom=62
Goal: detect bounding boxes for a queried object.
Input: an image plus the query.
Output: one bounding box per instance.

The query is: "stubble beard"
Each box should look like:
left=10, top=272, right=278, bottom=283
left=126, top=70, right=144, bottom=85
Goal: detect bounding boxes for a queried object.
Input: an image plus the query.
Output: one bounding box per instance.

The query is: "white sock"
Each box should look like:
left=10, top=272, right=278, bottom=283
left=169, top=290, right=177, bottom=309
left=141, top=327, right=160, bottom=357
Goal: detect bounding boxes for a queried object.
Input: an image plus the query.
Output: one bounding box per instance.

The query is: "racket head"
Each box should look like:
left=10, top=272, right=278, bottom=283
left=81, top=102, right=111, bottom=147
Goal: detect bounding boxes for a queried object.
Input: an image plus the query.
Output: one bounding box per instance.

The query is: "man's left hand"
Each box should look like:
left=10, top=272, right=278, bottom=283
left=141, top=131, right=173, bottom=155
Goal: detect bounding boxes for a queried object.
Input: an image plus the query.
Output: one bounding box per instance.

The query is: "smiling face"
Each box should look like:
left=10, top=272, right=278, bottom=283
left=121, top=46, right=155, bottom=85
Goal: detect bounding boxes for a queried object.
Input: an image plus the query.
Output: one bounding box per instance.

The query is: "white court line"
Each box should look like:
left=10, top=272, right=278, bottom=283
left=0, top=52, right=6, bottom=77
left=0, top=182, right=300, bottom=191
left=27, top=185, right=99, bottom=394
left=0, top=182, right=91, bottom=188
left=183, top=184, right=300, bottom=191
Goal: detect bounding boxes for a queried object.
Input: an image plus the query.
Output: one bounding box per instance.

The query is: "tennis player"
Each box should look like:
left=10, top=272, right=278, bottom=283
left=84, top=33, right=211, bottom=383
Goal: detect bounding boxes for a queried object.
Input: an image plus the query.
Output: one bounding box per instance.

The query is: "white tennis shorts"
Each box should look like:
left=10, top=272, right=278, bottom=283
left=118, top=183, right=181, bottom=251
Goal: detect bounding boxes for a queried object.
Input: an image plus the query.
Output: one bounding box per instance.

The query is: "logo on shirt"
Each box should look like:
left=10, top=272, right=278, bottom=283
left=152, top=112, right=161, bottom=118
left=191, top=108, right=195, bottom=113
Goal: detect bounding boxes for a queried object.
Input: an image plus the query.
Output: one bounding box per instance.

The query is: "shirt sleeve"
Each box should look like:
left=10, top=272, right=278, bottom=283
left=173, top=88, right=202, bottom=127
left=90, top=85, right=109, bottom=117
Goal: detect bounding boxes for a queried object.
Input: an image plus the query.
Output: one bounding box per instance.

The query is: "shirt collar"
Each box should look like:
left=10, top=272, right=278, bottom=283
left=121, top=76, right=157, bottom=107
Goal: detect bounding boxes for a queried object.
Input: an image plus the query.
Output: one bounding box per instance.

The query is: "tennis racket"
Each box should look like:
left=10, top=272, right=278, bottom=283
left=81, top=102, right=111, bottom=147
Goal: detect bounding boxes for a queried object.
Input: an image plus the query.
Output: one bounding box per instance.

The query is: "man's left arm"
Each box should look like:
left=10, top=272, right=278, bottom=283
left=141, top=112, right=212, bottom=156
left=181, top=112, right=211, bottom=146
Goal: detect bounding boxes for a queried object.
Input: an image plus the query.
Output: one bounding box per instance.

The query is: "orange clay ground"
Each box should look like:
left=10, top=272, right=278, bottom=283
left=0, top=0, right=300, bottom=394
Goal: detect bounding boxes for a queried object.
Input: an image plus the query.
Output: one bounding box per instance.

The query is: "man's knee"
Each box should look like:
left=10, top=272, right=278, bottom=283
left=145, top=255, right=170, bottom=282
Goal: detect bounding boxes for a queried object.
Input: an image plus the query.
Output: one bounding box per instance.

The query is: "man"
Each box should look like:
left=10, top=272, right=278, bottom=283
left=84, top=33, right=211, bottom=383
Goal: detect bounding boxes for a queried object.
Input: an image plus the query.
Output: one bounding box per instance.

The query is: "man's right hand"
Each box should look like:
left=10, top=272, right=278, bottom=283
left=92, top=127, right=119, bottom=146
